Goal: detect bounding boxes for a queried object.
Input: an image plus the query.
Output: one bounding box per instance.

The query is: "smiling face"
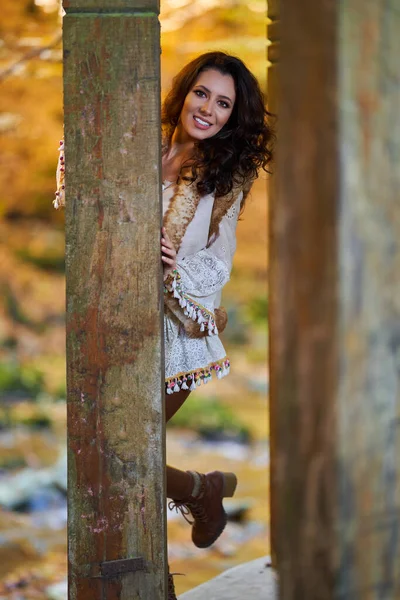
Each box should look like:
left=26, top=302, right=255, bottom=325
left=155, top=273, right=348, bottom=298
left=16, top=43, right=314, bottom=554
left=178, top=68, right=236, bottom=142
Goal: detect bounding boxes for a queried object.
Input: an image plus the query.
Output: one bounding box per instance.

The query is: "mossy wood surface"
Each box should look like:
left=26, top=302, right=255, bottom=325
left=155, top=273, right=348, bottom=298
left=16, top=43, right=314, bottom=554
left=64, top=6, right=165, bottom=599
left=270, top=0, right=400, bottom=598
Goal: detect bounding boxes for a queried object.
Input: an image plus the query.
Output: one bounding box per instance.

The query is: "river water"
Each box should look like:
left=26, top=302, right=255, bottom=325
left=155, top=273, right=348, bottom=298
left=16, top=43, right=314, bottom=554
left=0, top=372, right=270, bottom=597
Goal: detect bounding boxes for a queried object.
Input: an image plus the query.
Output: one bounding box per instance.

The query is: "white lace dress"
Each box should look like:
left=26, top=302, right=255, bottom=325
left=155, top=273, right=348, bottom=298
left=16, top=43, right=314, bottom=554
left=163, top=181, right=242, bottom=394
left=54, top=140, right=242, bottom=395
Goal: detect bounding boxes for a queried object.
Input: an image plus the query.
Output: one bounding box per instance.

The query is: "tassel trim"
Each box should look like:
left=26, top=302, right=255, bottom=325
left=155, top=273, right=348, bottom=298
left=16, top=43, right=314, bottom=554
left=53, top=139, right=65, bottom=209
left=164, top=269, right=218, bottom=336
left=165, top=357, right=231, bottom=395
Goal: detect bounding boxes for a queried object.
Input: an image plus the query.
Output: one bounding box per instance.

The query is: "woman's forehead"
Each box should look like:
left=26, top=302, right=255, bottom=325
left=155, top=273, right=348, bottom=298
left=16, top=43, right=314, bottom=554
left=193, top=69, right=236, bottom=100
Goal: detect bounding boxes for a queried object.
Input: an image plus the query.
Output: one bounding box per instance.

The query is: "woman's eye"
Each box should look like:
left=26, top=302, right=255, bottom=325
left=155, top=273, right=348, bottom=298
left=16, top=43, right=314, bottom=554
left=219, top=101, right=229, bottom=109
left=194, top=90, right=205, bottom=97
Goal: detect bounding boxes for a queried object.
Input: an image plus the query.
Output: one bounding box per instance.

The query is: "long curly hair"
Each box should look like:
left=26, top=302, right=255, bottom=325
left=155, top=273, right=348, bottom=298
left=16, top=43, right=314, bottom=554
left=162, top=51, right=274, bottom=202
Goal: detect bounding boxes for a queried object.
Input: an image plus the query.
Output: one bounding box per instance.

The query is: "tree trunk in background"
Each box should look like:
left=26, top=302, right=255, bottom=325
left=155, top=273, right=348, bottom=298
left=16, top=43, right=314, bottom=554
left=269, top=0, right=400, bottom=598
left=63, top=1, right=166, bottom=598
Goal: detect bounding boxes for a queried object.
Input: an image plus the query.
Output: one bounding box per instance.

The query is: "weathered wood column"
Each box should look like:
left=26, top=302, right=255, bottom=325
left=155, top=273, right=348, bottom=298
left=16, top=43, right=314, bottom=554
left=63, top=1, right=166, bottom=598
left=267, top=0, right=279, bottom=570
left=269, top=0, right=400, bottom=598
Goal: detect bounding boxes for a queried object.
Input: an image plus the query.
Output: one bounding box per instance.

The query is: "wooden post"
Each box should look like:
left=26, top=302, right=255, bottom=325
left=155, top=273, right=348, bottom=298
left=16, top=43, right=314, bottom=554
left=269, top=0, right=400, bottom=598
left=267, top=0, right=279, bottom=571
left=63, top=1, right=166, bottom=599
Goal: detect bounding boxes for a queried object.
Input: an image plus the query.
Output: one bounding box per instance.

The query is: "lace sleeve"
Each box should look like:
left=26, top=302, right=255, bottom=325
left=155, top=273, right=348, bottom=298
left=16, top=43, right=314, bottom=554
left=53, top=139, right=65, bottom=209
left=164, top=190, right=243, bottom=335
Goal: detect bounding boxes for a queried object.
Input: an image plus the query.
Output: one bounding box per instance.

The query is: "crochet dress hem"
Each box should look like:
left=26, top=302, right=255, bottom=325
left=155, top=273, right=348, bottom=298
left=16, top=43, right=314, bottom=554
left=165, top=356, right=231, bottom=394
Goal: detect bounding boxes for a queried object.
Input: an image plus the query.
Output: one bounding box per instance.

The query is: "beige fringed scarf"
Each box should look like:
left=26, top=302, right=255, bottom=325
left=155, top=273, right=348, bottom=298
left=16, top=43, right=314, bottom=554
left=163, top=175, right=253, bottom=338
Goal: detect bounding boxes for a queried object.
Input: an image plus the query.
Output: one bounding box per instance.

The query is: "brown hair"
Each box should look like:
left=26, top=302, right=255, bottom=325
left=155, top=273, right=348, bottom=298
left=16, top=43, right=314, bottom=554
left=162, top=51, right=274, bottom=203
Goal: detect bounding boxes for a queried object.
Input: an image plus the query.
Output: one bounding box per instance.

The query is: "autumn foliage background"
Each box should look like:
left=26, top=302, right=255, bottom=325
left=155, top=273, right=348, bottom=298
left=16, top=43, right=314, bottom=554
left=0, top=1, right=270, bottom=596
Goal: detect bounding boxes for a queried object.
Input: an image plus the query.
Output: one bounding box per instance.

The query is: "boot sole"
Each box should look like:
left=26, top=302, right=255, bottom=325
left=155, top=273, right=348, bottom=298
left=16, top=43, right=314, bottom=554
left=194, top=514, right=227, bottom=548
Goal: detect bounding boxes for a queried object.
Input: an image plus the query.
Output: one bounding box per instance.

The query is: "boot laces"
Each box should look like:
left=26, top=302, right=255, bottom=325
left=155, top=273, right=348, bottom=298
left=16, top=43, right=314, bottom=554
left=168, top=499, right=207, bottom=524
left=168, top=571, right=185, bottom=600
left=186, top=500, right=207, bottom=523
left=168, top=500, right=194, bottom=525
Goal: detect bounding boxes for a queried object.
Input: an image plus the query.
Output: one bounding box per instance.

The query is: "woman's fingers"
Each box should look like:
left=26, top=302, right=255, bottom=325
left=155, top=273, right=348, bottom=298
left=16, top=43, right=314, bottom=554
left=161, top=235, right=174, bottom=248
left=161, top=228, right=177, bottom=277
left=161, top=239, right=174, bottom=250
left=161, top=240, right=175, bottom=252
left=162, top=256, right=175, bottom=265
left=161, top=228, right=176, bottom=259
left=161, top=228, right=174, bottom=246
left=161, top=244, right=176, bottom=257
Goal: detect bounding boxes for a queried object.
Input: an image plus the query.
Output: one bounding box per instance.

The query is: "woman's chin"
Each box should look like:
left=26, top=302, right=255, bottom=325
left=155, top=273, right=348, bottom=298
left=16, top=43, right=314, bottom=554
left=179, top=118, right=214, bottom=141
left=187, top=126, right=215, bottom=141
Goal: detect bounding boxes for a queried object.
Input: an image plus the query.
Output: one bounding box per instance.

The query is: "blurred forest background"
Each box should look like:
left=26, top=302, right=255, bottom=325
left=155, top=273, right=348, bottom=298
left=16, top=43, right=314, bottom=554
left=0, top=0, right=270, bottom=597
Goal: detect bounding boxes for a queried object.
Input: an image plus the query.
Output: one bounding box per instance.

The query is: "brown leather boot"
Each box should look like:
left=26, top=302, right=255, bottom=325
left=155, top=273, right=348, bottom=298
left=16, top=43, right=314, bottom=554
left=169, top=470, right=237, bottom=549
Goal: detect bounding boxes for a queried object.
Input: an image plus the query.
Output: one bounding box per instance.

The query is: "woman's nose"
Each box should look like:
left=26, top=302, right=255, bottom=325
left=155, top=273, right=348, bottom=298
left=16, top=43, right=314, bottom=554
left=200, top=101, right=212, bottom=115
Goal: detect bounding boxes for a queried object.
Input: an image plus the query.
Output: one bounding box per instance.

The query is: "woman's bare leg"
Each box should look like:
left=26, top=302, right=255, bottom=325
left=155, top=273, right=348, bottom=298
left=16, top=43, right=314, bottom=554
left=167, top=465, right=194, bottom=499
left=165, top=388, right=233, bottom=548
left=165, top=389, right=191, bottom=422
left=166, top=389, right=193, bottom=498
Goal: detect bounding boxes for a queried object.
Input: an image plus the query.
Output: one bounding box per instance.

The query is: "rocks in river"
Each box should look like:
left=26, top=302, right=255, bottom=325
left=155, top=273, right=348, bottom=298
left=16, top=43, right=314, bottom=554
left=198, top=428, right=251, bottom=444
left=46, top=579, right=67, bottom=600
left=168, top=519, right=266, bottom=561
left=0, top=510, right=42, bottom=578
left=48, top=447, right=67, bottom=493
left=0, top=508, right=65, bottom=585
left=14, top=485, right=66, bottom=518
left=0, top=505, right=67, bottom=593
left=225, top=498, right=254, bottom=522
left=0, top=448, right=67, bottom=511
left=0, top=468, right=56, bottom=510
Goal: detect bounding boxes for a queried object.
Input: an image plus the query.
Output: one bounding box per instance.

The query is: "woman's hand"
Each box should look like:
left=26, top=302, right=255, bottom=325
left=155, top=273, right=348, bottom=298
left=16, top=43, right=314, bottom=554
left=161, top=227, right=177, bottom=281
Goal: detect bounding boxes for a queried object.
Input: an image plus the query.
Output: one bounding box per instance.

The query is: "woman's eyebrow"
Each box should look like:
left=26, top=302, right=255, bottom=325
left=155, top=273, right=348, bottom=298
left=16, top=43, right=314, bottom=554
left=195, top=85, right=233, bottom=103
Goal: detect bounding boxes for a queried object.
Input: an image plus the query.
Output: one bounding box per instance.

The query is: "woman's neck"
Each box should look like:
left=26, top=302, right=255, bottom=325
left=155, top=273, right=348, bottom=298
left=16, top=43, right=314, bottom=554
left=165, top=125, right=195, bottom=162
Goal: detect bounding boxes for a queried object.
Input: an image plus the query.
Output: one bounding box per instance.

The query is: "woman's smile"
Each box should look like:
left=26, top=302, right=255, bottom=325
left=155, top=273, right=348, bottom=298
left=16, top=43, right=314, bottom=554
left=193, top=115, right=213, bottom=129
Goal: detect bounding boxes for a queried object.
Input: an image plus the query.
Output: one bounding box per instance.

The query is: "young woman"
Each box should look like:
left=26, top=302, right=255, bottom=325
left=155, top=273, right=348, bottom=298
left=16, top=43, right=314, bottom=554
left=55, top=51, right=273, bottom=599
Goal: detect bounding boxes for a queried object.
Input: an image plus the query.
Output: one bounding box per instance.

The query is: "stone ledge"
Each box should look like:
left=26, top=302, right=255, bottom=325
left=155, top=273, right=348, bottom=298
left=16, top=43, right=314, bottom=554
left=179, top=556, right=278, bottom=600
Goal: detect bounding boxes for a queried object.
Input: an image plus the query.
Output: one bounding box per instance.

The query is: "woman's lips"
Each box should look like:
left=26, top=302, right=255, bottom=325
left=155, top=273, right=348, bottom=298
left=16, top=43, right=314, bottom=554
left=193, top=115, right=213, bottom=130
